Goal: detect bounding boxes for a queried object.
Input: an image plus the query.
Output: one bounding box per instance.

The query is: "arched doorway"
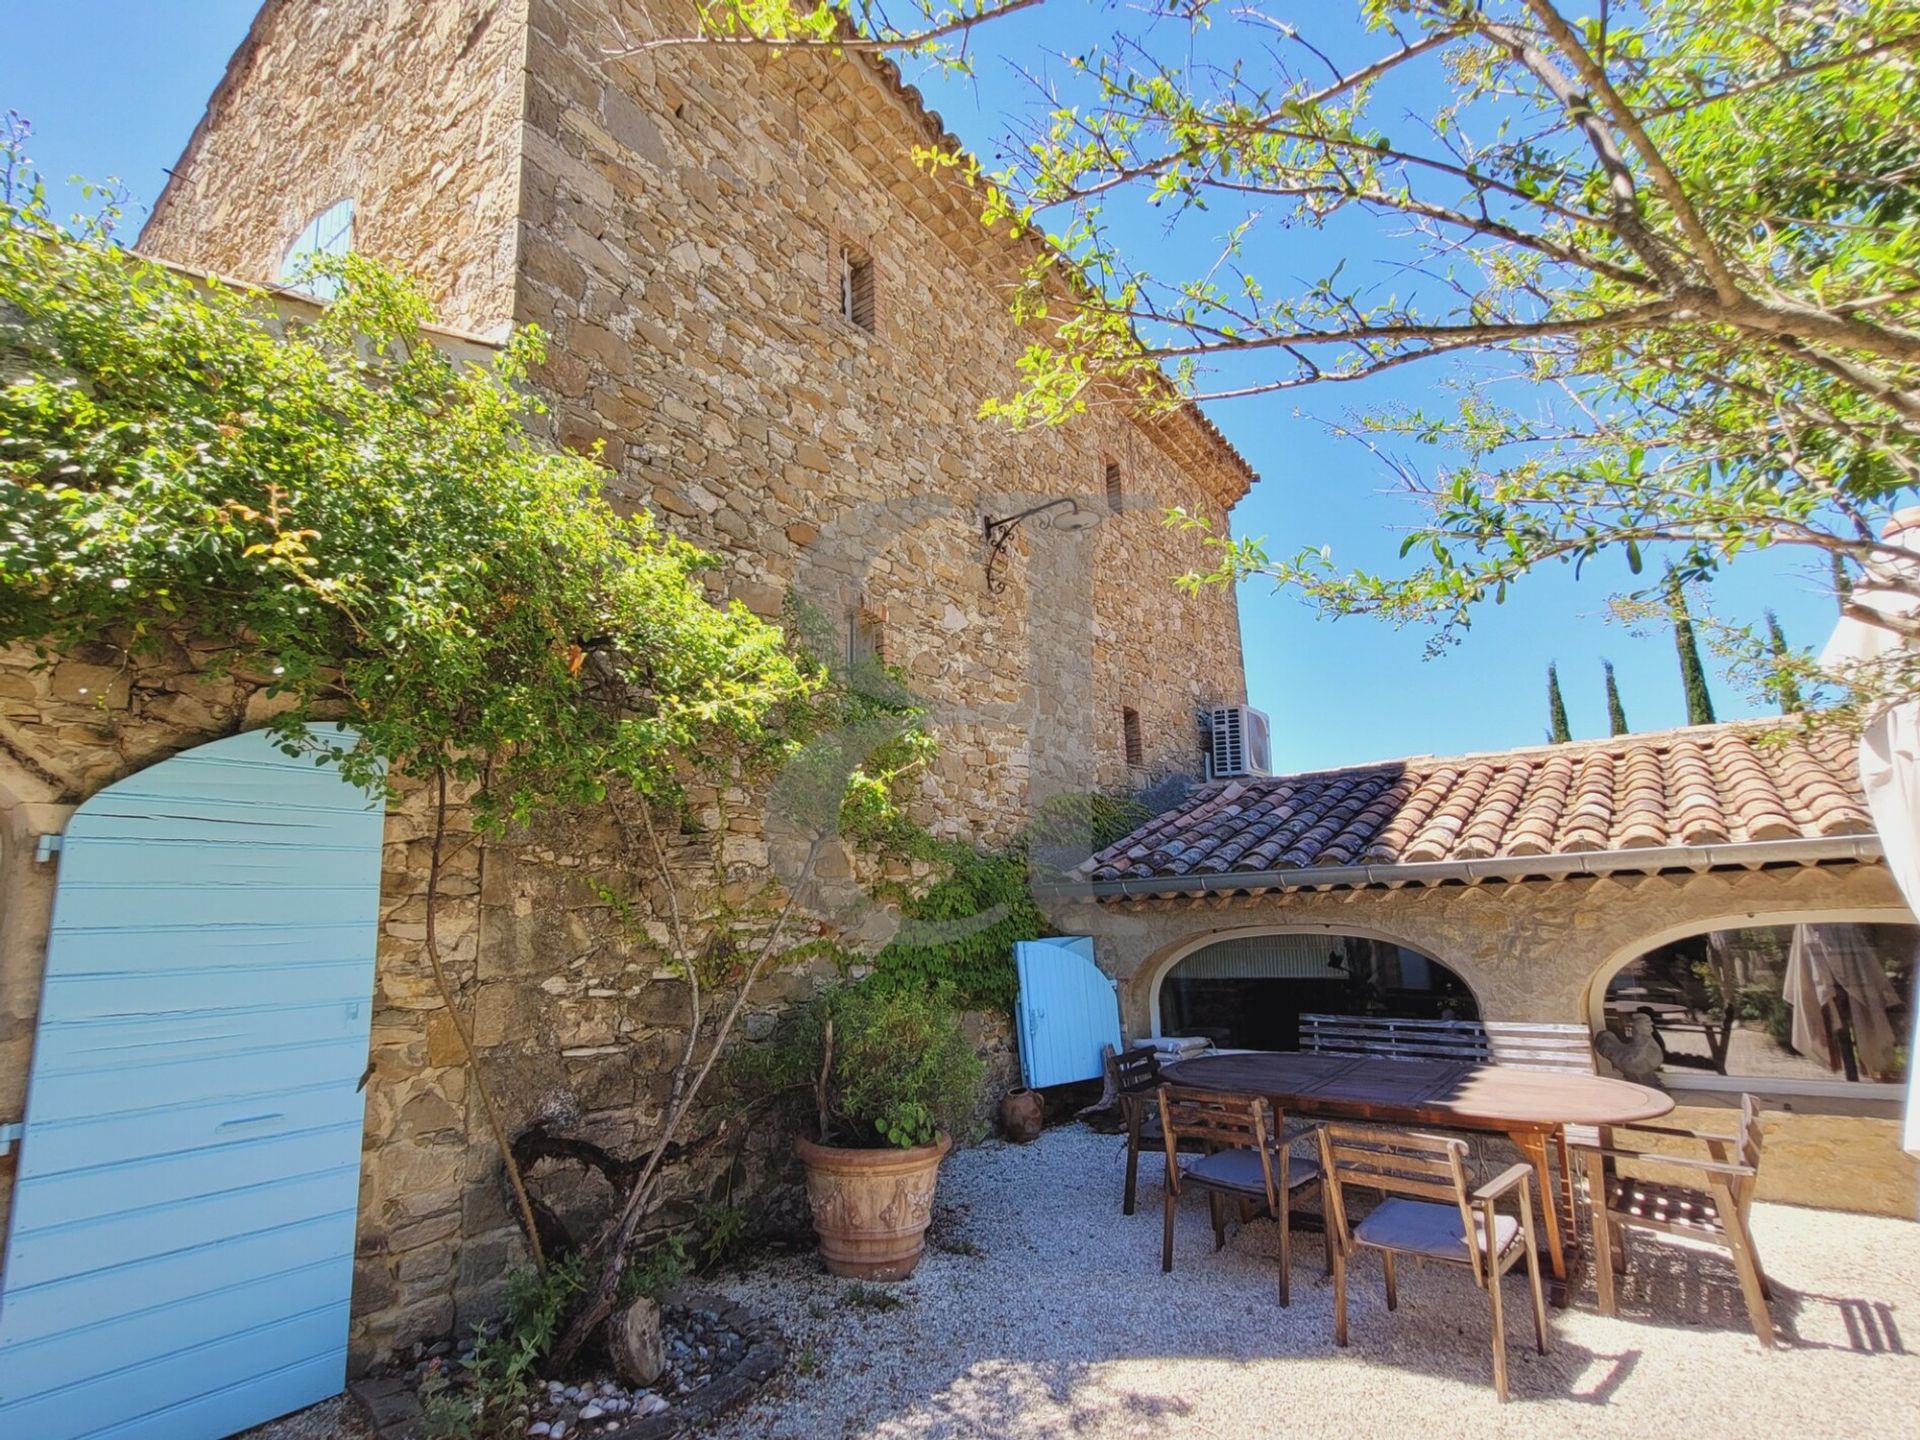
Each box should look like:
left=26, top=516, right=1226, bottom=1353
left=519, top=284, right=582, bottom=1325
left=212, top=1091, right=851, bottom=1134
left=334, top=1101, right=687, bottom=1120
left=1594, top=920, right=1916, bottom=1090
left=1156, top=930, right=1479, bottom=1051
left=0, top=727, right=385, bottom=1439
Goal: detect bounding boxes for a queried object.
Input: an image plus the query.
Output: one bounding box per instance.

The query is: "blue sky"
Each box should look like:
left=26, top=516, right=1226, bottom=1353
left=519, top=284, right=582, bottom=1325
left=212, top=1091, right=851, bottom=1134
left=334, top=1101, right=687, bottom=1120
left=1, top=3, right=1848, bottom=772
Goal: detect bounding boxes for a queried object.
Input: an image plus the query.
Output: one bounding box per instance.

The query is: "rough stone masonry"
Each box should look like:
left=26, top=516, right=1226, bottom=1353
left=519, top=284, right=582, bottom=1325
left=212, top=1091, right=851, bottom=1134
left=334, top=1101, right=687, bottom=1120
left=0, top=0, right=1258, bottom=1372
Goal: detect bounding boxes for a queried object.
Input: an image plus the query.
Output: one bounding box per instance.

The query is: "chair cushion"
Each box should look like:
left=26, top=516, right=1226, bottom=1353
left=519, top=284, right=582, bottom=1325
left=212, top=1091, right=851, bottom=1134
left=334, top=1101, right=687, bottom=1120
left=1186, top=1147, right=1321, bottom=1195
left=1353, top=1197, right=1518, bottom=1262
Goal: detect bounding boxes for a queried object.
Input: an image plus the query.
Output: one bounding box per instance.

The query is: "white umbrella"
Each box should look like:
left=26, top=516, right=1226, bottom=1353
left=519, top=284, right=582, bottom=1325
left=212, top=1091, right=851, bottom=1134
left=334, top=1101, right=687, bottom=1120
left=1782, top=924, right=1903, bottom=1078
left=1821, top=509, right=1920, bottom=1152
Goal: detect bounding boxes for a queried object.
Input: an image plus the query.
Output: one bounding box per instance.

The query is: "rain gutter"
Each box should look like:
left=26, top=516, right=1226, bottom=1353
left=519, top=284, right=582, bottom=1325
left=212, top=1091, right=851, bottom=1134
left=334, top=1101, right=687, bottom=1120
left=1043, top=834, right=1885, bottom=904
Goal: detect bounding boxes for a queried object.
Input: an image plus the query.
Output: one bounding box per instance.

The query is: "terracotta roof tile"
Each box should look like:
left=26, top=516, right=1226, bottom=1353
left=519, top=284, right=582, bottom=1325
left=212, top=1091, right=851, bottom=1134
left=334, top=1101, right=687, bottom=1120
left=1082, top=723, right=1875, bottom=892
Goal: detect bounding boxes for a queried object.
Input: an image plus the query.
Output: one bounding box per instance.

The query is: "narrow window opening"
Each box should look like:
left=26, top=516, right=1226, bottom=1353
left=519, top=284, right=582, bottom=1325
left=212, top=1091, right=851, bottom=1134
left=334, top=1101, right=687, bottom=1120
left=1122, top=706, right=1144, bottom=767
left=839, top=244, right=876, bottom=332
left=1104, top=459, right=1124, bottom=511
left=849, top=603, right=886, bottom=669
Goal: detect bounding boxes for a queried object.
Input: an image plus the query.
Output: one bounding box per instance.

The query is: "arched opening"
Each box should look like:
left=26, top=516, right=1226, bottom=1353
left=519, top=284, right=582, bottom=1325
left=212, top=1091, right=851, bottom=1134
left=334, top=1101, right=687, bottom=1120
left=277, top=197, right=355, bottom=299
left=1597, top=920, right=1916, bottom=1090
left=1157, top=930, right=1479, bottom=1051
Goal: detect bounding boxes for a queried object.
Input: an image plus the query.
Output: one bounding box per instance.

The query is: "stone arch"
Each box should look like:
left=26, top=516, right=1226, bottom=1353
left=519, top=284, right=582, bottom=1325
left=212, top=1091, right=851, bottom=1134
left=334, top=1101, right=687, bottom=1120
left=0, top=765, right=79, bottom=1246
left=1140, top=921, right=1484, bottom=1042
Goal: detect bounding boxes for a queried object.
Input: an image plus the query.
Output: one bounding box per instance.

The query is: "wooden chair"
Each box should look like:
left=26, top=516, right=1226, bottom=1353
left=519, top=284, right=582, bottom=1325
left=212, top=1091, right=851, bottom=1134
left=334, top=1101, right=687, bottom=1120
left=1316, top=1124, right=1548, bottom=1401
left=1157, top=1085, right=1324, bottom=1306
left=1109, top=1045, right=1165, bottom=1215
left=1574, top=1093, right=1775, bottom=1347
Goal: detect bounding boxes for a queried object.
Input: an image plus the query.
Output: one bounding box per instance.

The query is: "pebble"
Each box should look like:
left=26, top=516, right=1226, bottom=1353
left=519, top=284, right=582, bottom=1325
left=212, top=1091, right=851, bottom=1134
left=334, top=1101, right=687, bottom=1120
left=391, top=1301, right=748, bottom=1432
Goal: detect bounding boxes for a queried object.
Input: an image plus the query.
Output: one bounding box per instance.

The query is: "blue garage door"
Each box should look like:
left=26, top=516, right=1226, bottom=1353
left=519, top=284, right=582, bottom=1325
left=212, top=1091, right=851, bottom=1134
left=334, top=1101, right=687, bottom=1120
left=0, top=727, right=386, bottom=1440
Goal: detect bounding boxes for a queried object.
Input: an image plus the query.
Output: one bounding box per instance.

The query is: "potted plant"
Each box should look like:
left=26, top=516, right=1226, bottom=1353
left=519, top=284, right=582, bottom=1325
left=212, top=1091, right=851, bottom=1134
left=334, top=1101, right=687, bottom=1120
left=778, top=981, right=983, bottom=1279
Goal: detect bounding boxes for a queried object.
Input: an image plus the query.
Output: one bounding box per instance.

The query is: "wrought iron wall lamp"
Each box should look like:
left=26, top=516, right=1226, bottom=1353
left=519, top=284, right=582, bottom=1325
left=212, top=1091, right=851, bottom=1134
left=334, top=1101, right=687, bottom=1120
left=981, top=497, right=1101, bottom=594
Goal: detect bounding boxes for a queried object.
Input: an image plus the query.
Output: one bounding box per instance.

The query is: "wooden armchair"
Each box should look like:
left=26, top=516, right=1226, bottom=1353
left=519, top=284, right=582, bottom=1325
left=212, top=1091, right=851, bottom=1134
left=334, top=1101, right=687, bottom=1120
left=1157, top=1085, right=1324, bottom=1306
left=1573, top=1093, right=1774, bottom=1346
left=1317, top=1124, right=1548, bottom=1401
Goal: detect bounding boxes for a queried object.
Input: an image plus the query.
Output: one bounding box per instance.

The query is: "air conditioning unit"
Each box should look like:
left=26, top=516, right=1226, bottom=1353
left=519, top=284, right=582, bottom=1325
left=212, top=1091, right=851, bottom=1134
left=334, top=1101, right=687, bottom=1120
left=1209, top=705, right=1272, bottom=778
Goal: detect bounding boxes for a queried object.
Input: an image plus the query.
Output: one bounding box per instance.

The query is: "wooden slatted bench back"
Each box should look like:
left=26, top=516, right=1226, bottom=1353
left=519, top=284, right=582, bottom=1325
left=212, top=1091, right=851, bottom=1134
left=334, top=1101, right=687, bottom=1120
left=1301, top=1014, right=1595, bottom=1073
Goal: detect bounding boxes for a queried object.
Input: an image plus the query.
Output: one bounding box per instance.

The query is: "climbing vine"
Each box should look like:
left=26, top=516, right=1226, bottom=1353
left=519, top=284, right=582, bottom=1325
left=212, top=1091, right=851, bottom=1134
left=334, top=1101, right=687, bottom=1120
left=849, top=786, right=1149, bottom=1015
left=0, top=176, right=816, bottom=821
left=0, top=170, right=840, bottom=1296
left=864, top=836, right=1047, bottom=1012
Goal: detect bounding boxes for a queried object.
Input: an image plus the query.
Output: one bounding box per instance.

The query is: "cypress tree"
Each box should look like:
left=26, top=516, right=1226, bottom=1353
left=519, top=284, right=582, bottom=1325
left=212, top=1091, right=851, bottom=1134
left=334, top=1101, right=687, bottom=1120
left=1832, top=551, right=1853, bottom=610
left=1546, top=662, right=1572, bottom=744
left=1603, top=659, right=1629, bottom=736
left=1667, top=572, right=1717, bottom=726
left=1765, top=609, right=1805, bottom=713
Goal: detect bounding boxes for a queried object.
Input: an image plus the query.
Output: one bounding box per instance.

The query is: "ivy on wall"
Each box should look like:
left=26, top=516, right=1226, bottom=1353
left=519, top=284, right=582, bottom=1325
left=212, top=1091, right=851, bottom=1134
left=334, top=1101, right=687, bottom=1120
left=866, top=838, right=1048, bottom=1013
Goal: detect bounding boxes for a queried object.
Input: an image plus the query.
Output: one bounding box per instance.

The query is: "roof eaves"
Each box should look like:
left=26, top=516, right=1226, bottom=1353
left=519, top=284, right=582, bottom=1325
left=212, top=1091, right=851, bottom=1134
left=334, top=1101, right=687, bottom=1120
left=853, top=52, right=1259, bottom=503
left=127, top=250, right=504, bottom=364
left=1048, top=834, right=1885, bottom=904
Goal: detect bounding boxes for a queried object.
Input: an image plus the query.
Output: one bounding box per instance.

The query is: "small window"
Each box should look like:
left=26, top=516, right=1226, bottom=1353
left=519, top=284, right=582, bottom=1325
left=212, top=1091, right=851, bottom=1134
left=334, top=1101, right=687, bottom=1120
left=1122, top=707, right=1144, bottom=767
left=278, top=198, right=355, bottom=300
left=838, top=243, right=875, bottom=332
left=1104, top=459, right=1123, bottom=511
left=849, top=603, right=886, bottom=669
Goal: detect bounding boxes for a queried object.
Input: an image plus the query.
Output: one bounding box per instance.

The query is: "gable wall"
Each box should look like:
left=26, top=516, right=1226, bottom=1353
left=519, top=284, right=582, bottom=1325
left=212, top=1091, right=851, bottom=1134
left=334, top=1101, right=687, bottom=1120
left=138, top=0, right=529, bottom=337
left=515, top=0, right=1249, bottom=839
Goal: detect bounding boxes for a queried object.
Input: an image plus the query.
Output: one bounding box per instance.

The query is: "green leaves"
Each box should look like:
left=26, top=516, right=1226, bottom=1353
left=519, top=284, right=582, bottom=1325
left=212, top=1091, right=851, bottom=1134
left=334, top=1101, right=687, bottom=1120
left=0, top=191, right=815, bottom=825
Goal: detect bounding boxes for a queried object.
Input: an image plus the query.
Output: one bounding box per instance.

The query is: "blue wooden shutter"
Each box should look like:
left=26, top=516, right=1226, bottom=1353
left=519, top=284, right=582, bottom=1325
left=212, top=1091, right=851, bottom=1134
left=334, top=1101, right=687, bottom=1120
left=0, top=727, right=385, bottom=1440
left=1014, top=937, right=1121, bottom=1087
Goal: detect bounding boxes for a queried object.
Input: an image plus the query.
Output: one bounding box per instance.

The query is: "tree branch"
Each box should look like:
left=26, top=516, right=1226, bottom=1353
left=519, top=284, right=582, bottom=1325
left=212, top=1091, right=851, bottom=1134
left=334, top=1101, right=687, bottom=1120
left=1518, top=0, right=1744, bottom=304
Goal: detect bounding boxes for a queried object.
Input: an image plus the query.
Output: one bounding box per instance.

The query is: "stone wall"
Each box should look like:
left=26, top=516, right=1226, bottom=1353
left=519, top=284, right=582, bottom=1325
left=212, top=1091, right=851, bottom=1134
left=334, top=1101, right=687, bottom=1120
left=15, top=0, right=1259, bottom=1376
left=137, top=0, right=528, bottom=338
left=1051, top=862, right=1920, bottom=1216
left=0, top=643, right=1025, bottom=1370
left=513, top=0, right=1250, bottom=839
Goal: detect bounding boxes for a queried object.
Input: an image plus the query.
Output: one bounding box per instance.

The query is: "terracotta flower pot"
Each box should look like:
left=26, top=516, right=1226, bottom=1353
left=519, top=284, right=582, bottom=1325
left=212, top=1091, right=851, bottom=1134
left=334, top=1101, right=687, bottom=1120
left=794, top=1132, right=952, bottom=1280
left=999, top=1087, right=1044, bottom=1143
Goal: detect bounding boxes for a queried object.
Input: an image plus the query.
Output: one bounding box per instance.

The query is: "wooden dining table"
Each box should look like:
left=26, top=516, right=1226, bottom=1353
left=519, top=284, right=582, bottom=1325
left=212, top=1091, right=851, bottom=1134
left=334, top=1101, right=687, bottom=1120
left=1162, top=1049, right=1673, bottom=1302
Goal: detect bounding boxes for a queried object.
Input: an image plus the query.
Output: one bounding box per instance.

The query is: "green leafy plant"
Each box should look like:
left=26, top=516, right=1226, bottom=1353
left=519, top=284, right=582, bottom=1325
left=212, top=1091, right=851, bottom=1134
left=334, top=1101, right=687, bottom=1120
left=865, top=841, right=1047, bottom=1012
left=741, top=980, right=984, bottom=1149
left=0, top=177, right=815, bottom=824
left=840, top=1283, right=905, bottom=1312
left=620, top=1234, right=690, bottom=1303
left=695, top=1200, right=756, bottom=1271
left=424, top=1257, right=587, bottom=1440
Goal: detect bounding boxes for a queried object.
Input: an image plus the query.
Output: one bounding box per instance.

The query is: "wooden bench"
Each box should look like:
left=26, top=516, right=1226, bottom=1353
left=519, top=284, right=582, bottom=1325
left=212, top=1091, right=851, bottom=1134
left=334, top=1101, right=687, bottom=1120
left=1300, top=1014, right=1596, bottom=1073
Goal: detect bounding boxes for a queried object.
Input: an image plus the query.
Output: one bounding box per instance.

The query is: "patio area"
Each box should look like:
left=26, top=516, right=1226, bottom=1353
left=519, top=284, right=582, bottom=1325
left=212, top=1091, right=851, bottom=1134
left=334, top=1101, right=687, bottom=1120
left=709, top=1124, right=1918, bottom=1439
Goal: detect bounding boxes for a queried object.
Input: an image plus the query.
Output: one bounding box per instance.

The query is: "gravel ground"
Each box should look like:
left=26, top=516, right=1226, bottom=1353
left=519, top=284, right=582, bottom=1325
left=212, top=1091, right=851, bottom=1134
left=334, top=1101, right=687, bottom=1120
left=239, top=1393, right=370, bottom=1440
left=704, top=1124, right=1920, bottom=1440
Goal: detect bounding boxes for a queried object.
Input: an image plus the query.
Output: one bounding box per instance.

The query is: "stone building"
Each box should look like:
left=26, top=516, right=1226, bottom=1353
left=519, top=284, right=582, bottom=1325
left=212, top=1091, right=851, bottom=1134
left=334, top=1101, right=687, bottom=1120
left=1055, top=725, right=1918, bottom=1215
left=137, top=0, right=1256, bottom=826
left=0, top=0, right=1255, bottom=1381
